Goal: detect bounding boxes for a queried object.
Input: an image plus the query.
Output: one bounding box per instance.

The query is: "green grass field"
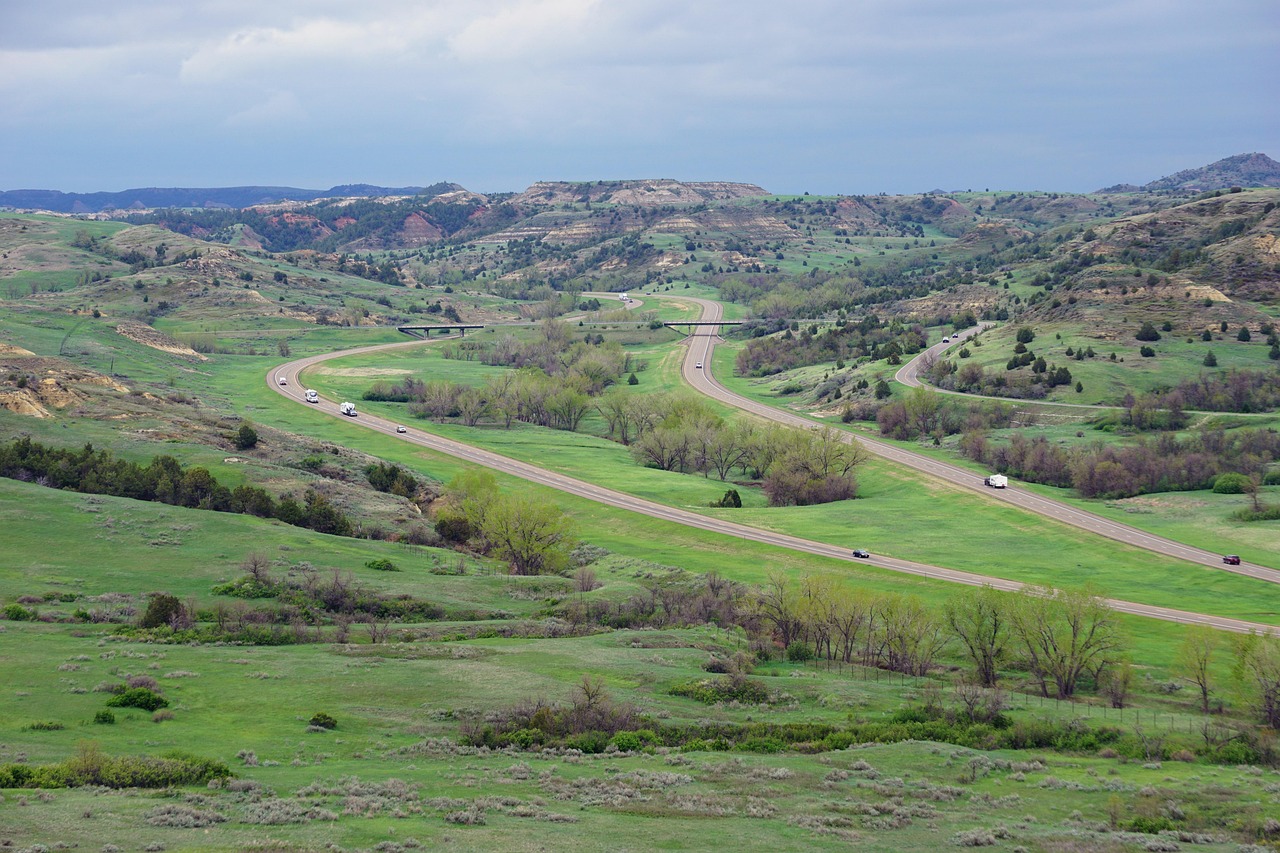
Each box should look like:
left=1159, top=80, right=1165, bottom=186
left=6, top=223, right=1280, bottom=850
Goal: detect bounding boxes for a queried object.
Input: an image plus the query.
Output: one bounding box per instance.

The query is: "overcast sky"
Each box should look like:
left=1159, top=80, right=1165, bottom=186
left=1, top=0, right=1276, bottom=194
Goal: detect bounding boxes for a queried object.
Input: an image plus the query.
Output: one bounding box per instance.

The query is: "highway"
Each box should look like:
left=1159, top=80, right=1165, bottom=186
left=677, top=296, right=1280, bottom=586
left=266, top=319, right=1278, bottom=635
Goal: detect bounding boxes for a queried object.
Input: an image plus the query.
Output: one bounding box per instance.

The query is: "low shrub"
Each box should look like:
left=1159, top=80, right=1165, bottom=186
left=94, top=711, right=116, bottom=725
left=785, top=641, right=815, bottom=662
left=308, top=712, right=337, bottom=730
left=671, top=675, right=771, bottom=705
left=0, top=747, right=230, bottom=789
left=106, top=687, right=169, bottom=711
left=1213, top=472, right=1251, bottom=494
left=3, top=603, right=35, bottom=621
left=27, top=721, right=65, bottom=731
left=610, top=729, right=658, bottom=752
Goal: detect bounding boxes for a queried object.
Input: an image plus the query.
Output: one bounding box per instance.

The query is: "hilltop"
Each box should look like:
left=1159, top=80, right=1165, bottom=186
left=0, top=182, right=460, bottom=213
left=1099, top=152, right=1280, bottom=193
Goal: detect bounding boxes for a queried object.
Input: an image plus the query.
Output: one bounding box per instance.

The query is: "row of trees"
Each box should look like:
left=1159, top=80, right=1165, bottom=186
left=0, top=437, right=356, bottom=537
left=873, top=387, right=1017, bottom=442
left=618, top=393, right=867, bottom=506
left=366, top=367, right=870, bottom=508
left=1133, top=369, right=1280, bottom=415
left=442, top=320, right=638, bottom=390
left=959, top=427, right=1280, bottom=498
left=755, top=575, right=1280, bottom=725
left=734, top=316, right=929, bottom=376
left=758, top=578, right=1121, bottom=699
left=926, top=355, right=1075, bottom=400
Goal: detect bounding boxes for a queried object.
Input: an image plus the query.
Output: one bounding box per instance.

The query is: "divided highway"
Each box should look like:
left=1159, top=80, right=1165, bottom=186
left=267, top=329, right=1277, bottom=634
left=678, top=296, right=1280, bottom=586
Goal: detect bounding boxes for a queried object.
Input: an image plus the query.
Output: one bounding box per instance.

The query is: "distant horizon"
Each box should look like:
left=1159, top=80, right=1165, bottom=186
left=3, top=150, right=1275, bottom=200
left=2, top=2, right=1275, bottom=197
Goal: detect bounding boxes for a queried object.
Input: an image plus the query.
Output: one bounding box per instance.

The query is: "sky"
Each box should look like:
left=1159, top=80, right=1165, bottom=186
left=1, top=0, right=1277, bottom=195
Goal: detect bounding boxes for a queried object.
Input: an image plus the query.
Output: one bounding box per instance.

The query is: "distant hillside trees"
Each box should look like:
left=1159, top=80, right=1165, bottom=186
left=959, top=426, right=1280, bottom=498
left=735, top=316, right=928, bottom=376
left=1136, top=369, right=1280, bottom=414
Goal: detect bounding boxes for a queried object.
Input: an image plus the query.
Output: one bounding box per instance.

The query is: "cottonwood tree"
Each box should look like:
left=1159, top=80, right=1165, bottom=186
left=755, top=572, right=803, bottom=650
left=595, top=389, right=635, bottom=444
left=478, top=492, right=575, bottom=576
left=1010, top=585, right=1122, bottom=699
left=1177, top=625, right=1220, bottom=714
left=1232, top=631, right=1280, bottom=727
left=878, top=594, right=949, bottom=676
left=945, top=586, right=1012, bottom=688
left=456, top=387, right=489, bottom=426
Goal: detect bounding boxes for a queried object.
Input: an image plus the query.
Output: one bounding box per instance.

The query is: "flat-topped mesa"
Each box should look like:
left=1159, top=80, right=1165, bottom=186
left=506, top=179, right=769, bottom=208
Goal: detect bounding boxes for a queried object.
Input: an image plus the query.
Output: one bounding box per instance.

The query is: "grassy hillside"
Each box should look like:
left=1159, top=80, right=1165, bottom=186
left=4, top=176, right=1280, bottom=850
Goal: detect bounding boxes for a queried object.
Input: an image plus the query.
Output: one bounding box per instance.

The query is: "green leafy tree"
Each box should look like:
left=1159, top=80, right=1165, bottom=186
left=1135, top=322, right=1161, bottom=342
left=480, top=493, right=575, bottom=575
left=139, top=593, right=186, bottom=630
left=233, top=422, right=259, bottom=450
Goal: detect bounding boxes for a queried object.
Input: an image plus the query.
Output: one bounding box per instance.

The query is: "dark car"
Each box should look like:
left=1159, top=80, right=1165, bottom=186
left=851, top=549, right=870, bottom=559
left=1223, top=554, right=1241, bottom=565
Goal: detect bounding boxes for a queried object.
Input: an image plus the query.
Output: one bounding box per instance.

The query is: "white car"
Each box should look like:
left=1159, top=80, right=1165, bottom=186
left=396, top=425, right=407, bottom=434
left=277, top=377, right=288, bottom=385
left=695, top=362, right=703, bottom=369
left=941, top=337, right=950, bottom=344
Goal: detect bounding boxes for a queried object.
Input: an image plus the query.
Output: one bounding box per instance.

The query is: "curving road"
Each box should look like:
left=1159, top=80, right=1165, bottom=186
left=675, top=296, right=1280, bottom=586
left=267, top=335, right=1277, bottom=634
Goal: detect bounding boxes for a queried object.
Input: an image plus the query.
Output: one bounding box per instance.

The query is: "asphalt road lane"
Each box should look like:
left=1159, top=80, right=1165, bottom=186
left=265, top=318, right=1277, bottom=634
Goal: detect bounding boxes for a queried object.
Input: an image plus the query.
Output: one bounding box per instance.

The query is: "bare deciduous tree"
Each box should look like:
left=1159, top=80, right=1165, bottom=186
left=1178, top=625, right=1220, bottom=714
left=1010, top=585, right=1122, bottom=699
left=945, top=586, right=1011, bottom=688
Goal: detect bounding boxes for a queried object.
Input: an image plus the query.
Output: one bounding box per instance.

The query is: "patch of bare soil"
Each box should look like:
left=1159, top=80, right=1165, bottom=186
left=0, top=351, right=130, bottom=418
left=116, top=321, right=207, bottom=360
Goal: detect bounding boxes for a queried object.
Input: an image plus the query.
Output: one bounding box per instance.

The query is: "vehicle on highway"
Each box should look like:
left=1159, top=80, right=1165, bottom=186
left=304, top=389, right=319, bottom=403
left=695, top=362, right=702, bottom=369
left=277, top=377, right=288, bottom=386
left=984, top=474, right=1008, bottom=488
left=339, top=402, right=357, bottom=417
left=1223, top=554, right=1241, bottom=565
left=396, top=425, right=407, bottom=433
left=942, top=337, right=950, bottom=344
left=851, top=548, right=870, bottom=558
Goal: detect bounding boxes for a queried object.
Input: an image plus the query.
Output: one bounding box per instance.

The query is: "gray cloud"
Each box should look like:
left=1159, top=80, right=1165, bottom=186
left=1, top=0, right=1275, bottom=192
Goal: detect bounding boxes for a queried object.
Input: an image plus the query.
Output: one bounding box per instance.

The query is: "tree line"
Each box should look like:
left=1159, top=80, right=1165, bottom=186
left=366, top=321, right=870, bottom=507
left=556, top=566, right=1280, bottom=730
left=0, top=437, right=356, bottom=537
left=958, top=426, right=1280, bottom=498
left=856, top=388, right=1280, bottom=499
